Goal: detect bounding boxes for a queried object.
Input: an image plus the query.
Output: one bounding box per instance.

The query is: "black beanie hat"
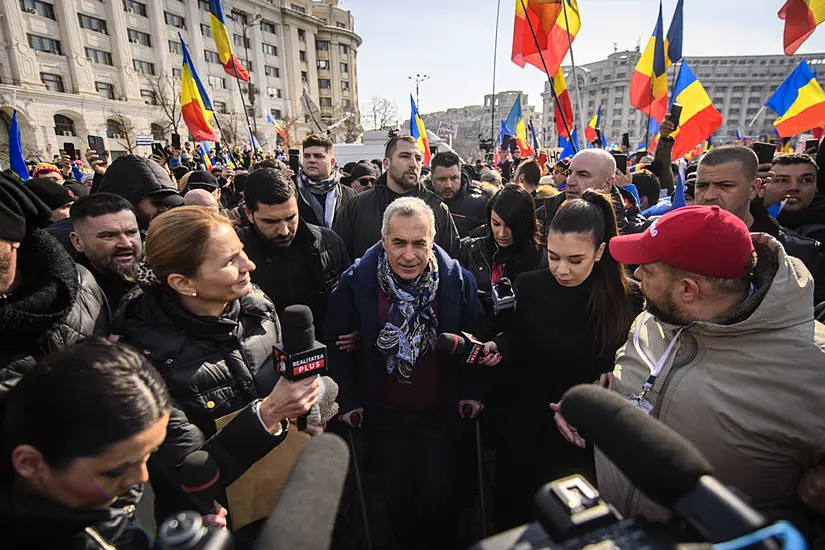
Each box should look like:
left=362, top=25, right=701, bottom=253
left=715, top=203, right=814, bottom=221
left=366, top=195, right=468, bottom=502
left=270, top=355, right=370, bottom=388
left=0, top=173, right=52, bottom=242
left=25, top=177, right=75, bottom=210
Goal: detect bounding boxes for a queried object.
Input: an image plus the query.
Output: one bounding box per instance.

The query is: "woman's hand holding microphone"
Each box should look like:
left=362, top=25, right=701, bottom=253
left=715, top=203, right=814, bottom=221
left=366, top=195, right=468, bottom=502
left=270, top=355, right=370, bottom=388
left=258, top=376, right=320, bottom=433
left=478, top=341, right=503, bottom=367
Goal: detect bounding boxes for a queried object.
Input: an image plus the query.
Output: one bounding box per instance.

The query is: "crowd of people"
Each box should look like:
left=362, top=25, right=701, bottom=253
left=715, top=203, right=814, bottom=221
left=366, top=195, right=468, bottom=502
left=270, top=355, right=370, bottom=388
left=1, top=117, right=825, bottom=550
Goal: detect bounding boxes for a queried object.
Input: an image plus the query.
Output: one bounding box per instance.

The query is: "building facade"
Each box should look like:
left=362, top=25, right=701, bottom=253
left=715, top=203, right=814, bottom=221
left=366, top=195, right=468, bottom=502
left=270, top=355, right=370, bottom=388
left=0, top=0, right=360, bottom=163
left=413, top=90, right=539, bottom=161
left=541, top=50, right=825, bottom=149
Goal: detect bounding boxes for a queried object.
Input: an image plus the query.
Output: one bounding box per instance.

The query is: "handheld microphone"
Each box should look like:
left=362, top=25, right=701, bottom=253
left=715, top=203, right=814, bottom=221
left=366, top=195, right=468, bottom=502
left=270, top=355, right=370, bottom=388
left=436, top=332, right=485, bottom=365
left=560, top=385, right=768, bottom=544
left=274, top=305, right=328, bottom=430
left=256, top=433, right=351, bottom=550
left=175, top=451, right=222, bottom=516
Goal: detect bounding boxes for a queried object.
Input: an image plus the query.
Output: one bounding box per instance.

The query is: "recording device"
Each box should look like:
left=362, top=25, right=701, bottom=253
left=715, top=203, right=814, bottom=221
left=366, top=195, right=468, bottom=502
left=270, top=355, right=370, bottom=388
left=753, top=142, right=777, bottom=165
left=435, top=332, right=485, bottom=365
left=63, top=142, right=76, bottom=159
left=273, top=305, right=327, bottom=431
left=612, top=153, right=628, bottom=175
left=158, top=511, right=233, bottom=550
left=288, top=148, right=301, bottom=175
left=622, top=133, right=631, bottom=149
left=805, top=138, right=819, bottom=154
left=472, top=385, right=778, bottom=549
left=176, top=451, right=222, bottom=516
left=172, top=132, right=182, bottom=149
left=491, top=277, right=516, bottom=315
left=87, top=135, right=106, bottom=159
left=669, top=103, right=683, bottom=128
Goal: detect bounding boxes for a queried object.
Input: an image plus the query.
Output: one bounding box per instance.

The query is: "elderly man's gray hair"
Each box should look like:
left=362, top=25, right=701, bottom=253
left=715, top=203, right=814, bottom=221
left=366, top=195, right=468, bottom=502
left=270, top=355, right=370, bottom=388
left=381, top=197, right=436, bottom=239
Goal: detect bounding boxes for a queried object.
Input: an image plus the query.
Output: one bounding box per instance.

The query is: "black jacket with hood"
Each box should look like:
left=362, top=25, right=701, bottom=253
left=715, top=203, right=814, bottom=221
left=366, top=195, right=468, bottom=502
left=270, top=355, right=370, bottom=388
left=332, top=173, right=460, bottom=260
left=95, top=155, right=181, bottom=212
left=777, top=194, right=825, bottom=244
left=439, top=172, right=488, bottom=238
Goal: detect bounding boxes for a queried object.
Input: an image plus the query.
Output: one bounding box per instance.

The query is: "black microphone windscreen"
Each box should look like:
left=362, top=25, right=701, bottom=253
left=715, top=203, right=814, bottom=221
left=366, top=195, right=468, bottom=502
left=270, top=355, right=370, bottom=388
left=281, top=304, right=315, bottom=352
left=257, top=433, right=350, bottom=550
left=560, top=385, right=713, bottom=508
left=435, top=332, right=467, bottom=356
left=174, top=451, right=221, bottom=514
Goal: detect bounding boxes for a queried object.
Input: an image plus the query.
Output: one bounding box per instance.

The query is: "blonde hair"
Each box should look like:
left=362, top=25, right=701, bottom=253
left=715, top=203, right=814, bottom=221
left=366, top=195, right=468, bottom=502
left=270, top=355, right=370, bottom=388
left=144, top=206, right=232, bottom=288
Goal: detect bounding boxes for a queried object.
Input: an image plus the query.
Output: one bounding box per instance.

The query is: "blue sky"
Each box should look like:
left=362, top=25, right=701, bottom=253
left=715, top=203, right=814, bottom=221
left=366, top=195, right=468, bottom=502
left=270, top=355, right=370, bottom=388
left=339, top=0, right=825, bottom=120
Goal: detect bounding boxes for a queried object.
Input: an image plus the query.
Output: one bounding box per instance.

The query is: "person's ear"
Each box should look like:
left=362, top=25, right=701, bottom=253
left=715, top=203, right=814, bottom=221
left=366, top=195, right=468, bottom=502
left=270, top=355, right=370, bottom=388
left=383, top=157, right=390, bottom=172
left=677, top=277, right=701, bottom=305
left=594, top=241, right=606, bottom=262
left=167, top=273, right=197, bottom=297
left=11, top=445, right=49, bottom=481
left=749, top=178, right=761, bottom=201
left=69, top=231, right=84, bottom=254
left=330, top=156, right=336, bottom=168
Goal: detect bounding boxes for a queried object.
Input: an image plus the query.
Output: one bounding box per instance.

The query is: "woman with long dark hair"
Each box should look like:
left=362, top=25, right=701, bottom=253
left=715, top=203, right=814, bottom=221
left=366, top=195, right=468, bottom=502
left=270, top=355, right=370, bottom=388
left=484, top=189, right=642, bottom=531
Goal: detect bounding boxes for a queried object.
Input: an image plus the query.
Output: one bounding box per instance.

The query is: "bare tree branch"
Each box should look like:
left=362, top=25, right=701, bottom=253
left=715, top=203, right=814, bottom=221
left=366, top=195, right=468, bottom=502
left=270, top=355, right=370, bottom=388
left=361, top=97, right=397, bottom=131
left=148, top=73, right=182, bottom=136
left=109, top=112, right=137, bottom=154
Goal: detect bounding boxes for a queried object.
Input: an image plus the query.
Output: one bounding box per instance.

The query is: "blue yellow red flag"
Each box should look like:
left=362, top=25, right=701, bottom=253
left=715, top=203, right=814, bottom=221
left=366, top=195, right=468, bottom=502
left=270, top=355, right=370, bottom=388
left=765, top=59, right=825, bottom=137
left=208, top=0, right=249, bottom=82
left=630, top=1, right=668, bottom=122
left=179, top=34, right=218, bottom=142
left=504, top=94, right=535, bottom=157
left=410, top=95, right=432, bottom=164
left=664, top=0, right=683, bottom=67
left=8, top=110, right=28, bottom=182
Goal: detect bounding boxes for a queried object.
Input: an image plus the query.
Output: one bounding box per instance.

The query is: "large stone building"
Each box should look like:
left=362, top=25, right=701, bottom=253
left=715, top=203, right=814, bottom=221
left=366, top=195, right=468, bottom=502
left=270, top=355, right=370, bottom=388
left=0, top=0, right=360, bottom=163
left=541, top=50, right=825, bottom=149
left=413, top=90, right=539, bottom=161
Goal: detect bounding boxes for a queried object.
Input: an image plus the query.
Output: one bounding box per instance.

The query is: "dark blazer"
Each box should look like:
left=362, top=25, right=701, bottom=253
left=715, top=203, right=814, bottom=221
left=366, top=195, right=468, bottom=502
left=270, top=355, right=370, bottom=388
left=324, top=243, right=485, bottom=434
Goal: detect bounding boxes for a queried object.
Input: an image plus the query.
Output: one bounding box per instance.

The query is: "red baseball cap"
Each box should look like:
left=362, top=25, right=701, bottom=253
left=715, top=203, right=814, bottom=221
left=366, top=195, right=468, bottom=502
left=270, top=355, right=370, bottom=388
left=609, top=206, right=755, bottom=279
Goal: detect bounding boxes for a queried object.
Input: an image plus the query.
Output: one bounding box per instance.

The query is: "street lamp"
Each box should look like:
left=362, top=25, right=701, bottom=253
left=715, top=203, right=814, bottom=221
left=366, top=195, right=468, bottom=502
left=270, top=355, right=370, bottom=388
left=239, top=13, right=262, bottom=135
left=408, top=73, right=429, bottom=110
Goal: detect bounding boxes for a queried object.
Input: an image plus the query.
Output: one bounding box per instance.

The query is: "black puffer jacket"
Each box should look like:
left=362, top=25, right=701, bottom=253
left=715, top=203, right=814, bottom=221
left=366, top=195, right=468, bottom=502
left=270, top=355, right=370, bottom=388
left=441, top=172, right=488, bottom=238
left=535, top=186, right=648, bottom=239
left=0, top=230, right=109, bottom=388
left=777, top=195, right=825, bottom=244
left=332, top=173, right=460, bottom=260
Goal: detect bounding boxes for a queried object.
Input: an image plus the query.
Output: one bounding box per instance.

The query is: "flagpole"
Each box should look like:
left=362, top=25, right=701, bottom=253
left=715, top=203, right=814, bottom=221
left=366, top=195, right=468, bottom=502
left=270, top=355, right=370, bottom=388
left=748, top=105, right=766, bottom=128
left=491, top=0, right=502, bottom=154
left=231, top=68, right=257, bottom=153
left=518, top=0, right=577, bottom=153
left=560, top=0, right=586, bottom=149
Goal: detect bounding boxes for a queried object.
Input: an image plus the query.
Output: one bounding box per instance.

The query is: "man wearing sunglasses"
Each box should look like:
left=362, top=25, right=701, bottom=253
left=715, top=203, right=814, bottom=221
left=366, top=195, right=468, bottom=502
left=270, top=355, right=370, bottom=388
left=344, top=163, right=378, bottom=194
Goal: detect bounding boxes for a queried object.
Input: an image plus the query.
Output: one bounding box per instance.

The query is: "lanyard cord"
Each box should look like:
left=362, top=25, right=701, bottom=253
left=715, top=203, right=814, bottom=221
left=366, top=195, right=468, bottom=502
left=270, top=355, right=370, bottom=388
left=632, top=313, right=686, bottom=400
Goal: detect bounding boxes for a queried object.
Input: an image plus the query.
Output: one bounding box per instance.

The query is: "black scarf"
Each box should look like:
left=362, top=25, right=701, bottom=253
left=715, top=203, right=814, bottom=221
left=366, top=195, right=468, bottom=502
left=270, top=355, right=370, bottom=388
left=0, top=230, right=78, bottom=350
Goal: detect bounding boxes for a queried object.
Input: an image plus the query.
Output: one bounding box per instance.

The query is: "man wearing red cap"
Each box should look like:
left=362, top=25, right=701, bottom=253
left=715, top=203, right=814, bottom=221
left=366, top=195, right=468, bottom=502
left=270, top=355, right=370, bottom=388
left=558, top=205, right=825, bottom=538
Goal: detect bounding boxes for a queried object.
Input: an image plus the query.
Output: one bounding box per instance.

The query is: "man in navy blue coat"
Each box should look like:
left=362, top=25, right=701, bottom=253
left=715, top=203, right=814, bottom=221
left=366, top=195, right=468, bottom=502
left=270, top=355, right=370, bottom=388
left=326, top=196, right=486, bottom=550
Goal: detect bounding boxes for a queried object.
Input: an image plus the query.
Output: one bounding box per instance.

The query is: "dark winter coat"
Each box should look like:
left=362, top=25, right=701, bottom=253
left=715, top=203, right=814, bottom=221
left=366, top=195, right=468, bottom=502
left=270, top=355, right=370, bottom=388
left=535, top=185, right=648, bottom=239
left=777, top=195, right=825, bottom=245
left=440, top=172, right=488, bottom=238
left=238, top=219, right=350, bottom=335
left=95, top=155, right=178, bottom=208
left=332, top=173, right=460, bottom=260
left=296, top=180, right=356, bottom=228
left=324, top=243, right=485, bottom=440
left=0, top=229, right=109, bottom=389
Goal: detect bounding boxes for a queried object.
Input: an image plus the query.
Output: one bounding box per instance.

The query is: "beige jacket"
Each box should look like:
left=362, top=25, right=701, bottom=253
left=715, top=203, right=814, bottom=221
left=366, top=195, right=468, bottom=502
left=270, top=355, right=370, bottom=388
left=596, top=234, right=825, bottom=536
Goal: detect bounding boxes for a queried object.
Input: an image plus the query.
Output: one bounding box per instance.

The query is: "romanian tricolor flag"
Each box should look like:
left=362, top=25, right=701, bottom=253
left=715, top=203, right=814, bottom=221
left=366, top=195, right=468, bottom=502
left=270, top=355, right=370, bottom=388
left=584, top=107, right=601, bottom=144
left=664, top=0, right=684, bottom=67
left=410, top=95, right=431, bottom=165
left=630, top=1, right=668, bottom=123
left=664, top=63, right=722, bottom=160
left=553, top=68, right=574, bottom=139
left=266, top=111, right=288, bottom=139
left=504, top=94, right=535, bottom=157
left=198, top=143, right=213, bottom=171
left=512, top=0, right=580, bottom=77
left=766, top=60, right=825, bottom=137
left=209, top=0, right=249, bottom=82
left=779, top=0, right=825, bottom=55
left=179, top=34, right=218, bottom=142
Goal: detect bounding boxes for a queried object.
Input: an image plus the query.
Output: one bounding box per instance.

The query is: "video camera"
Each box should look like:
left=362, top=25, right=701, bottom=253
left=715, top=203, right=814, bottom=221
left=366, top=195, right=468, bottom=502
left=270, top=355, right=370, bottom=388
left=491, top=277, right=516, bottom=315
left=472, top=385, right=804, bottom=550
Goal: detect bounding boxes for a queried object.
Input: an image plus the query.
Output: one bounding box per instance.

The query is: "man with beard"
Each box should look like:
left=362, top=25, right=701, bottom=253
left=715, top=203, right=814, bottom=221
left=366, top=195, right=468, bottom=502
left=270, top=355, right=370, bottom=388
left=0, top=173, right=109, bottom=381
left=333, top=135, right=460, bottom=260
left=68, top=194, right=142, bottom=311
left=238, top=167, right=350, bottom=335
left=429, top=151, right=487, bottom=237
left=552, top=205, right=825, bottom=541
left=296, top=134, right=355, bottom=229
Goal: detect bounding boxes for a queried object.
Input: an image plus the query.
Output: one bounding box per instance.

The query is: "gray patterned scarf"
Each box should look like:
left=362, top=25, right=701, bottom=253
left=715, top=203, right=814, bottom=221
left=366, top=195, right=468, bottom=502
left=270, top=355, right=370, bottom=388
left=296, top=168, right=341, bottom=228
left=376, top=249, right=440, bottom=381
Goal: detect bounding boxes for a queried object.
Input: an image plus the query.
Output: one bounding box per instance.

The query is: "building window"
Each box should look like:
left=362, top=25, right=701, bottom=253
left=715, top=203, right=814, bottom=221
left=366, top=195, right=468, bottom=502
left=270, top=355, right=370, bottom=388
left=200, top=23, right=212, bottom=37
left=214, top=101, right=227, bottom=114
left=168, top=40, right=183, bottom=55
left=20, top=0, right=55, bottom=19
left=127, top=28, right=151, bottom=46
left=265, top=65, right=279, bottom=77
left=262, top=43, right=278, bottom=56
left=151, top=123, right=165, bottom=140
left=317, top=59, right=329, bottom=70
left=140, top=89, right=157, bottom=105
left=106, top=119, right=126, bottom=139
left=318, top=78, right=331, bottom=89
left=271, top=108, right=282, bottom=119
left=172, top=68, right=182, bottom=79
left=28, top=34, right=61, bottom=54
left=133, top=59, right=155, bottom=74
left=233, top=34, right=249, bottom=49
left=123, top=0, right=146, bottom=16
left=319, top=97, right=332, bottom=107
left=336, top=21, right=347, bottom=29
left=299, top=50, right=306, bottom=62
left=95, top=81, right=115, bottom=99
left=78, top=13, right=107, bottom=34
left=298, top=29, right=306, bottom=41
left=54, top=114, right=75, bottom=134
left=338, top=44, right=349, bottom=55
left=340, top=62, right=348, bottom=74
left=197, top=0, right=208, bottom=10
left=261, top=21, right=277, bottom=34
left=204, top=50, right=221, bottom=64
left=301, top=71, right=308, bottom=82
left=85, top=47, right=113, bottom=65
left=164, top=11, right=185, bottom=29
left=208, top=75, right=225, bottom=89
left=342, top=98, right=351, bottom=108
left=246, top=107, right=255, bottom=118
left=316, top=39, right=329, bottom=51
left=230, top=9, right=247, bottom=24
left=268, top=87, right=282, bottom=99
left=290, top=3, right=305, bottom=14
left=341, top=81, right=349, bottom=91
